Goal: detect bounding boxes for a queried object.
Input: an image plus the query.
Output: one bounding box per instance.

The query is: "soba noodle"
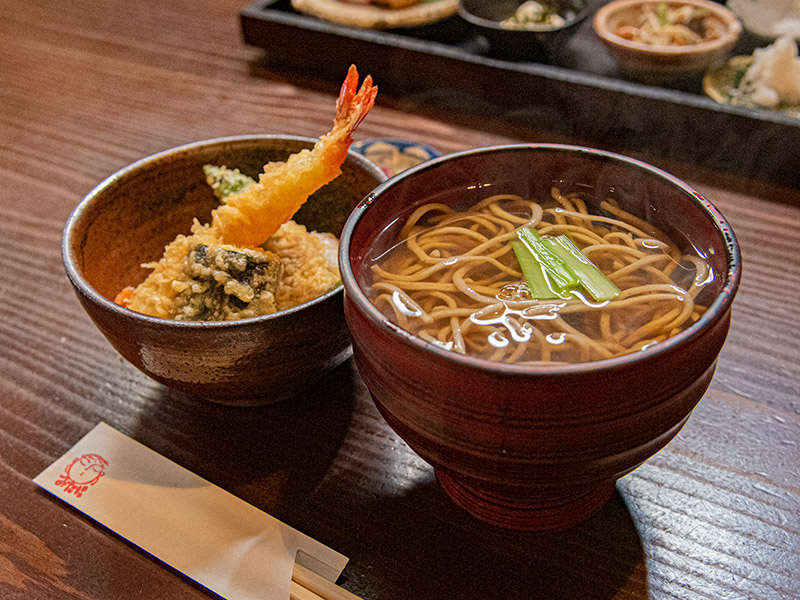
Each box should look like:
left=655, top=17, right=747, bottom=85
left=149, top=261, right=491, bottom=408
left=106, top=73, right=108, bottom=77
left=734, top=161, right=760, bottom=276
left=368, top=188, right=712, bottom=364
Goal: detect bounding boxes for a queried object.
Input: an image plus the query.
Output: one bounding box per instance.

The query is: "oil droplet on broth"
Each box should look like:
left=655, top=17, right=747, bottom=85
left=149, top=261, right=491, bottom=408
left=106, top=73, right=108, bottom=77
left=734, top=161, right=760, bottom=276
left=640, top=238, right=665, bottom=250
left=497, top=282, right=531, bottom=301
left=429, top=338, right=454, bottom=351
left=506, top=318, right=533, bottom=343
left=392, top=290, right=423, bottom=317
left=546, top=332, right=567, bottom=345
left=488, top=331, right=510, bottom=348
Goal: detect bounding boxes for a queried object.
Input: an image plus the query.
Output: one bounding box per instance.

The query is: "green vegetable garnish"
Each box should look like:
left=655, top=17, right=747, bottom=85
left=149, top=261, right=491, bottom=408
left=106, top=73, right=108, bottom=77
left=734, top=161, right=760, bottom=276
left=515, top=227, right=621, bottom=302
left=545, top=235, right=621, bottom=302
left=511, top=241, right=558, bottom=299
left=203, top=164, right=256, bottom=202
left=517, top=227, right=578, bottom=293
left=657, top=1, right=669, bottom=26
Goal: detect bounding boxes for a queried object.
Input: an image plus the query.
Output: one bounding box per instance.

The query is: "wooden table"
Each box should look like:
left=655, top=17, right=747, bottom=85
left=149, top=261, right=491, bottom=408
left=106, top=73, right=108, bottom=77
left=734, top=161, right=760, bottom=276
left=2, top=0, right=798, bottom=598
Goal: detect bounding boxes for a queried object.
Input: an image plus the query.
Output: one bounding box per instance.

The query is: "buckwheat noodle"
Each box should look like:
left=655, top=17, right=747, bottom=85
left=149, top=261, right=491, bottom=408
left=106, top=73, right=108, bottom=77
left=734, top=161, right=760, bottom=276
left=369, top=189, right=711, bottom=364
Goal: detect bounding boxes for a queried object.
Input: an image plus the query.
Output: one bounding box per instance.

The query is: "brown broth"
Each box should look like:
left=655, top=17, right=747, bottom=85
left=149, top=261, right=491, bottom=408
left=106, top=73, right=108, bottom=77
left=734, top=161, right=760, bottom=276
left=365, top=192, right=711, bottom=364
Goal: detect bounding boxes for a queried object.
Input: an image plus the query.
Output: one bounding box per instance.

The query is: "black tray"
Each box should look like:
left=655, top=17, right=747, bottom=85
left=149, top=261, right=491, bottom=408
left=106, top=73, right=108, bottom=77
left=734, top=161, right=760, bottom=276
left=240, top=0, right=800, bottom=189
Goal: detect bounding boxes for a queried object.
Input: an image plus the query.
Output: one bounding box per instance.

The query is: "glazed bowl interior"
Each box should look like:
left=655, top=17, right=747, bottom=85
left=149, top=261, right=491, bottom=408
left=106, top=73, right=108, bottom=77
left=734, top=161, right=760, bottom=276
left=340, top=143, right=741, bottom=530
left=63, top=135, right=386, bottom=405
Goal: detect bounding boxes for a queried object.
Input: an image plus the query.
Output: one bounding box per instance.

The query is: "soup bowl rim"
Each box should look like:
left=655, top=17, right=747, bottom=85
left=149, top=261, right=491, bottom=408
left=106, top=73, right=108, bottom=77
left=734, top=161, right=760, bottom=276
left=339, top=142, right=741, bottom=375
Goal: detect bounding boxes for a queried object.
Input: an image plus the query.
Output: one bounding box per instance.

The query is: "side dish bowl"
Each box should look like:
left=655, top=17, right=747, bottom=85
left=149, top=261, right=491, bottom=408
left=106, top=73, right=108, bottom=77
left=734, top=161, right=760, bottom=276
left=339, top=143, right=741, bottom=531
left=459, top=0, right=589, bottom=62
left=351, top=137, right=442, bottom=177
left=726, top=0, right=800, bottom=43
left=63, top=135, right=386, bottom=406
left=594, top=0, right=742, bottom=83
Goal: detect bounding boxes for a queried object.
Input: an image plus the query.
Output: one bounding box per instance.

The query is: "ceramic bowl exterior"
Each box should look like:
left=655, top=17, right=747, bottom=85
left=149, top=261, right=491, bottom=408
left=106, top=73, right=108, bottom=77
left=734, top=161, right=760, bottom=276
left=340, top=144, right=741, bottom=531
left=593, top=0, right=742, bottom=83
left=63, top=135, right=386, bottom=406
left=459, top=0, right=590, bottom=62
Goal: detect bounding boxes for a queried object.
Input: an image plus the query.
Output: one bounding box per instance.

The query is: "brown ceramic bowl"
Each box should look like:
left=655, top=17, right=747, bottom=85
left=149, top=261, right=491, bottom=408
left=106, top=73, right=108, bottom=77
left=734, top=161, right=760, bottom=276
left=340, top=144, right=741, bottom=531
left=63, top=135, right=386, bottom=406
left=593, top=0, right=742, bottom=83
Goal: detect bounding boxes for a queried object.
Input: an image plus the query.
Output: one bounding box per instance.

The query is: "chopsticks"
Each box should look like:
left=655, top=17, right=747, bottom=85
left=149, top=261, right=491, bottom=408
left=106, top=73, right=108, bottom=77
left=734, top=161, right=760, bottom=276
left=290, top=563, right=363, bottom=600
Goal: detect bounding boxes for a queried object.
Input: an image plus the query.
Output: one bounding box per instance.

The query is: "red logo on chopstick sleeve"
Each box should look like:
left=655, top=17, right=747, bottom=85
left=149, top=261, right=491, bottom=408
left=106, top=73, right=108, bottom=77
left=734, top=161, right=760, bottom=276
left=55, top=453, right=108, bottom=497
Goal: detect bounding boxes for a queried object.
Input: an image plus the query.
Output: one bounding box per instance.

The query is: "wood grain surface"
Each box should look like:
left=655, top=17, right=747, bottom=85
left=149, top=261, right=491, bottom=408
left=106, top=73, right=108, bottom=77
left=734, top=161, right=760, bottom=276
left=1, top=0, right=798, bottom=598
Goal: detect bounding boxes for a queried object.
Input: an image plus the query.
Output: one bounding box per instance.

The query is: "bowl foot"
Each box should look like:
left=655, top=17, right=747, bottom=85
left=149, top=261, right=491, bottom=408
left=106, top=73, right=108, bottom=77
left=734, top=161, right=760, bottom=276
left=435, top=468, right=615, bottom=532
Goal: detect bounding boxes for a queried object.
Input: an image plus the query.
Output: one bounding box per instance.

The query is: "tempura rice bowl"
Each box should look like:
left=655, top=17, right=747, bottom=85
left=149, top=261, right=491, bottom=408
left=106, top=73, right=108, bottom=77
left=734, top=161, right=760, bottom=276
left=63, top=135, right=386, bottom=406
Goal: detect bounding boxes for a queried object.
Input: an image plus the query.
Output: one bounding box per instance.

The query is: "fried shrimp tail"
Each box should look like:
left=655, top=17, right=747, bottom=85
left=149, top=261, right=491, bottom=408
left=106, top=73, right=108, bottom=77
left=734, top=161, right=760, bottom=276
left=206, top=64, right=377, bottom=248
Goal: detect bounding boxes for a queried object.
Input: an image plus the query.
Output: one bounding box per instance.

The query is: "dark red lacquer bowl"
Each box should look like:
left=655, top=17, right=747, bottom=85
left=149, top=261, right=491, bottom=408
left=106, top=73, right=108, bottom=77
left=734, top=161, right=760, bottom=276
left=340, top=144, right=741, bottom=531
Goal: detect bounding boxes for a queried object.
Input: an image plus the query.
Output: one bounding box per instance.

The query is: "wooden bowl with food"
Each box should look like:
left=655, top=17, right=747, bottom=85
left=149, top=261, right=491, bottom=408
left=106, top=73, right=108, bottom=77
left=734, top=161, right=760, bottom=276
left=63, top=67, right=386, bottom=405
left=339, top=143, right=741, bottom=531
left=593, top=0, right=742, bottom=83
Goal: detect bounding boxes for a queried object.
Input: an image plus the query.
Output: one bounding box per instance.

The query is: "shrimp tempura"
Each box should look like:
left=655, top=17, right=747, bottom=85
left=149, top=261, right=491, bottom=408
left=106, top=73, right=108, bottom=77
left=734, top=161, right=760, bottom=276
left=120, top=65, right=377, bottom=319
left=205, top=64, right=377, bottom=248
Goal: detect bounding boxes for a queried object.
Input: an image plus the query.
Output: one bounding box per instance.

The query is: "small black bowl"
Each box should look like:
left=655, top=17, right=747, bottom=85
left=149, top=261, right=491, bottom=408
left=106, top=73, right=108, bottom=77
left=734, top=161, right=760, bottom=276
left=458, top=0, right=590, bottom=62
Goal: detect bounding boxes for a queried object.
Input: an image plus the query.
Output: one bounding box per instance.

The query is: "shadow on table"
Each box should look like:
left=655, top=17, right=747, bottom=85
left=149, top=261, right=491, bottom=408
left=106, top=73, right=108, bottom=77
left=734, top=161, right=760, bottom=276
left=129, top=358, right=645, bottom=599
left=129, top=359, right=359, bottom=516
left=318, top=478, right=646, bottom=600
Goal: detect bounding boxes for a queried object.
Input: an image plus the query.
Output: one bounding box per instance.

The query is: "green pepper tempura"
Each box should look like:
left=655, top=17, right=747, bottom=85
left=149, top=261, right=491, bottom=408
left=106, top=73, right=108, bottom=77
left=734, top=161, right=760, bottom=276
left=203, top=165, right=256, bottom=202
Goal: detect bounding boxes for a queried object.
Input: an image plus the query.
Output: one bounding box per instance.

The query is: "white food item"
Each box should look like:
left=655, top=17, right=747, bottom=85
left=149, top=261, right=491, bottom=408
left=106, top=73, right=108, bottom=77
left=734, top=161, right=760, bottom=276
left=312, top=231, right=340, bottom=273
left=736, top=35, right=800, bottom=106
left=727, top=0, right=800, bottom=40
left=501, top=1, right=565, bottom=29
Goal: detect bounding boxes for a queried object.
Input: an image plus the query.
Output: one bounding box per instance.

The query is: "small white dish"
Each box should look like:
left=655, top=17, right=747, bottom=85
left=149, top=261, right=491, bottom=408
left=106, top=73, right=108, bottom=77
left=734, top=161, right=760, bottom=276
left=726, top=0, right=800, bottom=41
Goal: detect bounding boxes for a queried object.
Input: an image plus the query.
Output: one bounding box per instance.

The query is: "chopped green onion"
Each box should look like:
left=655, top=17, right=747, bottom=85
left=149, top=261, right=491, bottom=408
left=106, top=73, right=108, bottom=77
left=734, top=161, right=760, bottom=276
left=545, top=235, right=621, bottom=302
left=657, top=1, right=669, bottom=26
left=511, top=241, right=558, bottom=299
left=516, top=227, right=578, bottom=294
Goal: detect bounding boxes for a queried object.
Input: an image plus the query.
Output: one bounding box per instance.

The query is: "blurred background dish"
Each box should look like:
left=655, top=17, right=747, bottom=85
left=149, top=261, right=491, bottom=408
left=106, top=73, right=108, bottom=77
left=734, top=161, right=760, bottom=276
left=351, top=138, right=442, bottom=177
left=62, top=135, right=386, bottom=406
left=703, top=34, right=800, bottom=118
left=458, top=0, right=589, bottom=62
left=593, top=0, right=742, bottom=83
left=339, top=143, right=741, bottom=531
left=726, top=0, right=800, bottom=43
left=291, top=0, right=458, bottom=29
left=703, top=54, right=756, bottom=104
